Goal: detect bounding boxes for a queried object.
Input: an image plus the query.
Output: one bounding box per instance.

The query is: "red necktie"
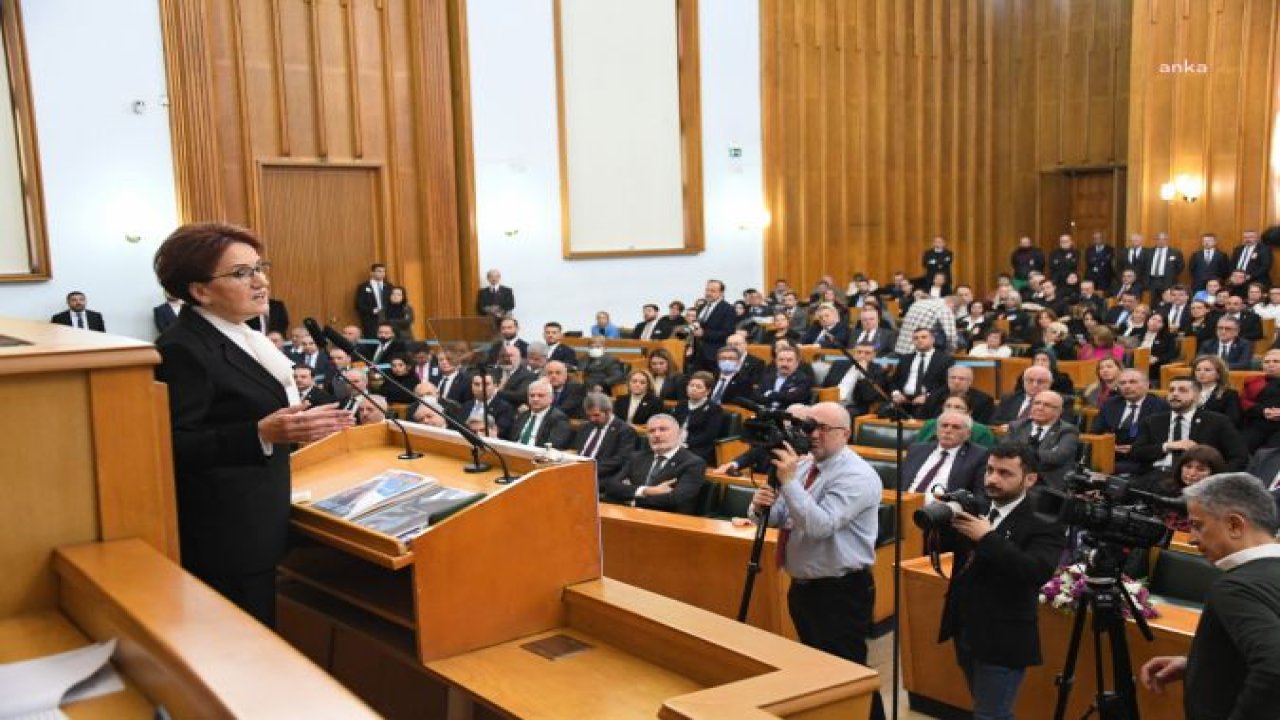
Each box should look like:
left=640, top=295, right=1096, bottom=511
left=776, top=466, right=820, bottom=567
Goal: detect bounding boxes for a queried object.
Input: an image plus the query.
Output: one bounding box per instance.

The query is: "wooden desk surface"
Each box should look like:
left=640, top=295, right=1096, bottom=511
left=900, top=555, right=1195, bottom=719
left=0, top=611, right=154, bottom=718
left=0, top=317, right=158, bottom=376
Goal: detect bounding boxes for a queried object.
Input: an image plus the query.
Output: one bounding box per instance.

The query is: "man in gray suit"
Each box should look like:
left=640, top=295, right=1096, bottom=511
left=1004, top=391, right=1079, bottom=489
left=900, top=411, right=990, bottom=498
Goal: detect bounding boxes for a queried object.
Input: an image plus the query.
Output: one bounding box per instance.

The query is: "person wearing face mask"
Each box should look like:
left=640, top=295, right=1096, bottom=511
left=580, top=336, right=627, bottom=394
left=708, top=346, right=757, bottom=406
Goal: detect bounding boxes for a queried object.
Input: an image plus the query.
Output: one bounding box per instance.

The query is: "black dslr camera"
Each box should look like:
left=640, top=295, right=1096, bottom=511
left=741, top=405, right=814, bottom=456
left=1033, top=465, right=1185, bottom=549
left=912, top=489, right=984, bottom=531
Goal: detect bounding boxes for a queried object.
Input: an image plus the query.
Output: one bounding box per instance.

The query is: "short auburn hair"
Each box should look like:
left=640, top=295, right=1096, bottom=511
left=154, top=223, right=263, bottom=305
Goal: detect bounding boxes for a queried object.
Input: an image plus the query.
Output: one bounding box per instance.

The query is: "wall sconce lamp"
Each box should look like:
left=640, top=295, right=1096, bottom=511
left=1160, top=174, right=1203, bottom=203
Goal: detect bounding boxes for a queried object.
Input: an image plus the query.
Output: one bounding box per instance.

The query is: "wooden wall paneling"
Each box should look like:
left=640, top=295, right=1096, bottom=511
left=160, top=0, right=227, bottom=221
left=448, top=0, right=479, bottom=307
left=343, top=0, right=364, bottom=159
left=0, top=0, right=52, bottom=281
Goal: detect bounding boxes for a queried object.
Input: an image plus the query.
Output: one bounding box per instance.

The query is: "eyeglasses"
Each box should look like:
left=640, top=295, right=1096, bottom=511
left=208, top=262, right=271, bottom=282
left=809, top=423, right=849, bottom=434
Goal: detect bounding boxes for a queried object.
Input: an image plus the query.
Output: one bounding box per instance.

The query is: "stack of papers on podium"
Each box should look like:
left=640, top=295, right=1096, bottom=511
left=311, top=469, right=435, bottom=520
left=0, top=638, right=124, bottom=719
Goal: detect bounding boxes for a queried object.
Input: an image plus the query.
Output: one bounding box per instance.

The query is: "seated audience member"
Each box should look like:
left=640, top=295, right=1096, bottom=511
left=380, top=285, right=414, bottom=340
left=356, top=394, right=390, bottom=425
left=590, top=311, right=621, bottom=339
left=967, top=329, right=1012, bottom=358
left=647, top=348, right=686, bottom=402
left=850, top=307, right=897, bottom=356
left=1138, top=312, right=1179, bottom=384
left=572, top=391, right=638, bottom=480
left=450, top=372, right=515, bottom=438
left=290, top=334, right=336, bottom=383
left=1092, top=369, right=1170, bottom=475
left=376, top=355, right=420, bottom=404
left=432, top=352, right=471, bottom=407
left=754, top=311, right=801, bottom=345
left=919, top=365, right=995, bottom=424
left=602, top=413, right=707, bottom=515
left=1187, top=299, right=1220, bottom=349
left=325, top=347, right=354, bottom=399
left=1192, top=354, right=1242, bottom=425
left=407, top=381, right=460, bottom=426
left=340, top=324, right=363, bottom=347
left=1159, top=444, right=1226, bottom=505
left=992, top=365, right=1054, bottom=424
left=1129, top=377, right=1248, bottom=487
left=826, top=342, right=889, bottom=418
left=887, top=328, right=954, bottom=417
left=801, top=304, right=850, bottom=349
left=1221, top=294, right=1264, bottom=341
left=1082, top=356, right=1124, bottom=408
left=754, top=346, right=813, bottom=407
left=542, top=322, right=578, bottom=366
left=487, top=316, right=529, bottom=364
left=337, top=367, right=383, bottom=413
left=1200, top=315, right=1253, bottom=370
left=710, top=345, right=758, bottom=406
left=580, top=336, right=627, bottom=393
left=1029, top=350, right=1075, bottom=398
left=915, top=394, right=998, bottom=449
left=1078, top=325, right=1126, bottom=363
left=631, top=304, right=668, bottom=340
left=956, top=300, right=991, bottom=349
left=294, top=365, right=334, bottom=407
left=769, top=338, right=816, bottom=381
left=615, top=369, right=664, bottom=425
left=544, top=360, right=586, bottom=420
left=671, top=371, right=724, bottom=465
left=726, top=333, right=766, bottom=386
left=1254, top=286, right=1280, bottom=322
left=50, top=291, right=106, bottom=332
left=495, top=343, right=538, bottom=408
left=1241, top=349, right=1280, bottom=451
left=901, top=410, right=991, bottom=497
left=1041, top=321, right=1077, bottom=361
left=1104, top=289, right=1140, bottom=328
left=507, top=379, right=573, bottom=449
left=266, top=330, right=287, bottom=352
left=466, top=414, right=499, bottom=438
left=370, top=323, right=406, bottom=364
left=1117, top=304, right=1150, bottom=346
left=1004, top=391, right=1078, bottom=489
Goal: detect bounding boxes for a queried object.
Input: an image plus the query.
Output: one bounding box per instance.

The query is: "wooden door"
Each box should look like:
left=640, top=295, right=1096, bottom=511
left=1068, top=170, right=1119, bottom=247
left=259, top=164, right=386, bottom=330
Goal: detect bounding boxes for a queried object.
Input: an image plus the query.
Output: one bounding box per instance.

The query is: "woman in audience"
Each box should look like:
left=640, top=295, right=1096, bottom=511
left=1072, top=307, right=1104, bottom=345
left=1078, top=325, right=1125, bottom=362
left=1030, top=309, right=1059, bottom=349
left=1160, top=446, right=1226, bottom=526
left=1139, top=312, right=1179, bottom=385
left=927, top=272, right=950, bottom=298
left=968, top=328, right=1012, bottom=358
left=1187, top=299, right=1218, bottom=349
left=1082, top=356, right=1123, bottom=408
left=1192, top=354, right=1242, bottom=424
left=381, top=285, right=415, bottom=341
left=646, top=348, right=686, bottom=402
left=1031, top=349, right=1075, bottom=397
left=1118, top=304, right=1149, bottom=346
left=914, top=393, right=997, bottom=448
left=1061, top=271, right=1082, bottom=303
left=671, top=371, right=723, bottom=465
left=590, top=311, right=621, bottom=338
left=1241, top=349, right=1280, bottom=451
left=152, top=222, right=352, bottom=626
left=956, top=300, right=990, bottom=348
left=614, top=369, right=663, bottom=426
left=754, top=311, right=800, bottom=345
left=377, top=355, right=419, bottom=404
left=819, top=287, right=849, bottom=323
left=1042, top=321, right=1077, bottom=361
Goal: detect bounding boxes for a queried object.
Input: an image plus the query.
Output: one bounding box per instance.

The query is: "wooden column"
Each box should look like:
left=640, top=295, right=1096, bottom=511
left=159, top=0, right=226, bottom=222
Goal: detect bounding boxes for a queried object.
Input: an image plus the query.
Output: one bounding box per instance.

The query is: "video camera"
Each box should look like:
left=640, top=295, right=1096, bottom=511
left=1034, top=464, right=1186, bottom=549
left=912, top=489, right=984, bottom=531
left=740, top=405, right=814, bottom=456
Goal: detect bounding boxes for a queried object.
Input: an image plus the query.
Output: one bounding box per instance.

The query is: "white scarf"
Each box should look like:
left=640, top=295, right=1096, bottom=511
left=194, top=307, right=301, bottom=406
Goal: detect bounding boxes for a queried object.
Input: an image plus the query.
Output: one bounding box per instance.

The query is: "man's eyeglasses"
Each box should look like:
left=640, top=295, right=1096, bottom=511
left=208, top=262, right=271, bottom=282
left=809, top=423, right=849, bottom=434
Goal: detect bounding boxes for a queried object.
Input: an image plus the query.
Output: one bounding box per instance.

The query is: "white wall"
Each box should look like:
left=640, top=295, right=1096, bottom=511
left=0, top=0, right=177, bottom=340
left=468, top=0, right=764, bottom=334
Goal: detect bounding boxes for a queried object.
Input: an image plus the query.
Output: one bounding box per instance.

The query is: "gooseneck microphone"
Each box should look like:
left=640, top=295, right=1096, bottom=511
left=305, top=318, right=517, bottom=483
left=305, top=318, right=422, bottom=460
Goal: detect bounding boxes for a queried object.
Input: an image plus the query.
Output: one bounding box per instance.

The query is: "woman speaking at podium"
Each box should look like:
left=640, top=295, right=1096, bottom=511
left=152, top=223, right=352, bottom=626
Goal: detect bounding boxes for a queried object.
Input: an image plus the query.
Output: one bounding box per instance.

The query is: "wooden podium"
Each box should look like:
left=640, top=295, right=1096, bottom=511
left=282, top=423, right=882, bottom=718
left=0, top=317, right=371, bottom=718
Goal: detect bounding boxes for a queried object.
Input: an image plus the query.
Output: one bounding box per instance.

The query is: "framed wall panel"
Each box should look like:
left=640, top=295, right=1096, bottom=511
left=0, top=0, right=50, bottom=281
left=554, top=0, right=702, bottom=258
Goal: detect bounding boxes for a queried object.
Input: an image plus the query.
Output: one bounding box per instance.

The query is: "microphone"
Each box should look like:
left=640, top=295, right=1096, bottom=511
left=305, top=318, right=517, bottom=483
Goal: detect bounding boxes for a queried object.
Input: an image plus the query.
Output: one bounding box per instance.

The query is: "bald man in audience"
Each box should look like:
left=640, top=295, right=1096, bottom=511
left=1004, top=391, right=1079, bottom=489
left=544, top=360, right=586, bottom=419
left=919, top=365, right=995, bottom=424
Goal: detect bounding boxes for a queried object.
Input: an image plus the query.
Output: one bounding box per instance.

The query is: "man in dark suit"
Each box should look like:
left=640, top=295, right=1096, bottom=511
left=630, top=304, right=670, bottom=341
left=919, top=365, right=995, bottom=424
left=940, top=443, right=1066, bottom=719
left=1075, top=280, right=1108, bottom=320
left=991, top=366, right=1054, bottom=425
left=245, top=298, right=289, bottom=336
left=475, top=268, right=516, bottom=319
left=692, top=279, right=738, bottom=371
left=726, top=333, right=766, bottom=388
left=450, top=372, right=516, bottom=439
left=506, top=379, right=573, bottom=449
left=1230, top=230, right=1273, bottom=286
left=1120, top=233, right=1149, bottom=278
left=573, top=392, right=638, bottom=482
left=486, top=316, right=528, bottom=364
left=602, top=413, right=706, bottom=515
left=709, top=345, right=758, bottom=406
left=432, top=353, right=472, bottom=407
left=801, top=304, right=851, bottom=348
left=1145, top=232, right=1184, bottom=298
left=495, top=344, right=538, bottom=408
left=1129, top=377, right=1249, bottom=480
left=1010, top=236, right=1045, bottom=282
left=1004, top=391, right=1079, bottom=489
left=1084, top=231, right=1115, bottom=290
left=290, top=335, right=336, bottom=384
left=754, top=346, right=814, bottom=408
left=353, top=263, right=393, bottom=339
left=888, top=328, right=953, bottom=417
left=1222, top=295, right=1264, bottom=341
left=369, top=323, right=406, bottom=365
left=1159, top=285, right=1193, bottom=335
left=851, top=307, right=897, bottom=356
left=50, top=291, right=105, bottom=332
left=1189, top=233, right=1231, bottom=291
left=923, top=235, right=955, bottom=286
left=900, top=412, right=990, bottom=497
left=1245, top=446, right=1280, bottom=496
left=1139, top=473, right=1280, bottom=719
left=1108, top=272, right=1145, bottom=305
left=1091, top=369, right=1170, bottom=474
left=1104, top=290, right=1142, bottom=328
left=1048, top=234, right=1079, bottom=285
left=153, top=295, right=183, bottom=334
left=1200, top=316, right=1254, bottom=370
left=541, top=322, right=579, bottom=367
left=826, top=343, right=889, bottom=418
left=545, top=360, right=587, bottom=419
left=293, top=365, right=334, bottom=407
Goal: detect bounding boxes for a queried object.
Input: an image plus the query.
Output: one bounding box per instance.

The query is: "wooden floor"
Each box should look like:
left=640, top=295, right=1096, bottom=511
left=868, top=631, right=944, bottom=720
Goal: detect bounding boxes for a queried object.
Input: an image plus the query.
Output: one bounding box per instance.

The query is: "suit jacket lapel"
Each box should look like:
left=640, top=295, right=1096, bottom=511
left=185, top=311, right=288, bottom=404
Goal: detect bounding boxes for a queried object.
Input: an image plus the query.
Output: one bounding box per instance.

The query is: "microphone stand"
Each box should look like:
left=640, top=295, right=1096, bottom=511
left=461, top=354, right=498, bottom=475
left=315, top=322, right=518, bottom=483
left=332, top=373, right=423, bottom=461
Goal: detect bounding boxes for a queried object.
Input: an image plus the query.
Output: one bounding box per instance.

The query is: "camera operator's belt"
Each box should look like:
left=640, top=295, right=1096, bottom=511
left=790, top=568, right=869, bottom=585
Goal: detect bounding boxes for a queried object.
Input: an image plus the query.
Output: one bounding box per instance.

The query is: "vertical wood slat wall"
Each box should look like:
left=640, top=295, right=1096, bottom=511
left=1127, top=0, right=1280, bottom=252
left=761, top=0, right=1133, bottom=294
left=161, top=0, right=475, bottom=325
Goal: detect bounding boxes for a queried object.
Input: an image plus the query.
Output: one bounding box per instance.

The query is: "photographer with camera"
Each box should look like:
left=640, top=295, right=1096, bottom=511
left=938, top=443, right=1066, bottom=720
left=1139, top=472, right=1280, bottom=719
left=750, top=402, right=886, bottom=720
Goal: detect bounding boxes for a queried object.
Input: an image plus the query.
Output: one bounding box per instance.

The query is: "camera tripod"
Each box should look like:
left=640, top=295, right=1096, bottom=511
left=737, top=465, right=779, bottom=622
left=1052, top=543, right=1154, bottom=720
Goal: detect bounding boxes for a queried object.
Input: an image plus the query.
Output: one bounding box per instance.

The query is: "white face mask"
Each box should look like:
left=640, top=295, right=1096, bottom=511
left=588, top=347, right=605, bottom=358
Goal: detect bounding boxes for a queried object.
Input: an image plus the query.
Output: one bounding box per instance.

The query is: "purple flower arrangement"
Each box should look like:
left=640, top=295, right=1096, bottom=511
left=1039, top=563, right=1160, bottom=620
